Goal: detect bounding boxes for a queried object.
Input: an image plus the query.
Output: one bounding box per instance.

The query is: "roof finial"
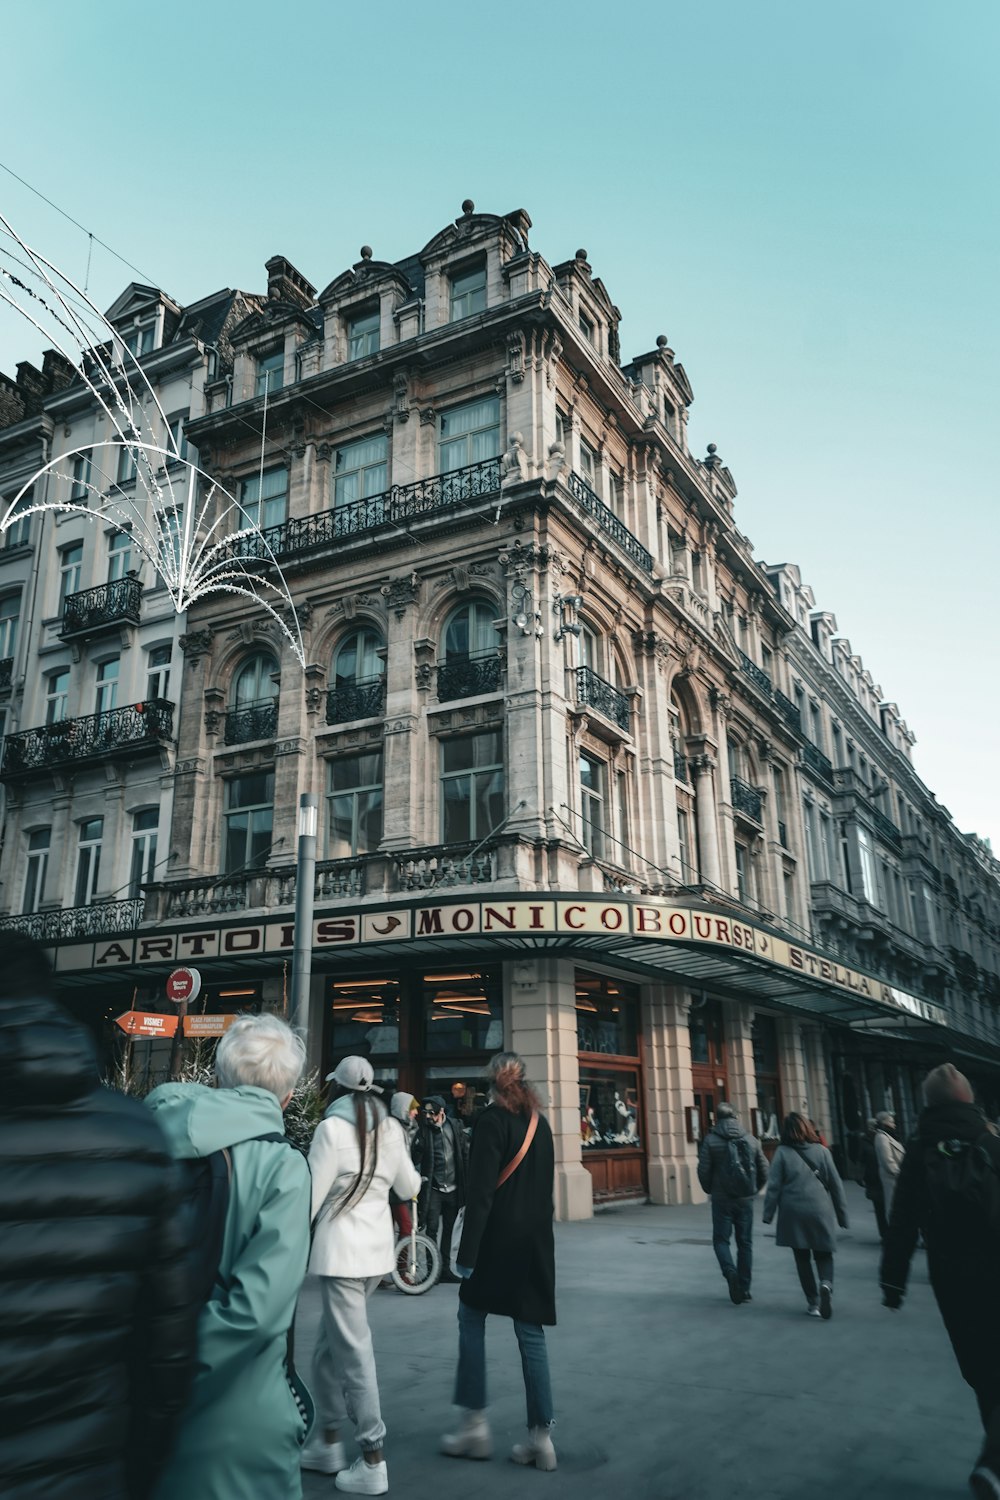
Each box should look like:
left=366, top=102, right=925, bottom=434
left=461, top=199, right=475, bottom=215
left=360, top=245, right=373, bottom=261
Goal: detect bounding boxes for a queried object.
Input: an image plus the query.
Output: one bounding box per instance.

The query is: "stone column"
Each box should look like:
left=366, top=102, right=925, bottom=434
left=690, top=752, right=722, bottom=888
left=724, top=1003, right=757, bottom=1128
left=171, top=628, right=216, bottom=877
left=644, top=984, right=700, bottom=1204
left=801, top=1024, right=834, bottom=1139
left=379, top=574, right=423, bottom=850
left=777, top=1016, right=811, bottom=1117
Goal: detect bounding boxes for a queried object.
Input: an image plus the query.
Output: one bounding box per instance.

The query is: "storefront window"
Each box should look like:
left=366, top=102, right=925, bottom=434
left=575, top=971, right=638, bottom=1055
left=752, top=1013, right=782, bottom=1140
left=579, top=1066, right=641, bottom=1150
left=423, top=970, right=503, bottom=1054
left=689, top=1002, right=725, bottom=1068
left=329, top=977, right=401, bottom=1058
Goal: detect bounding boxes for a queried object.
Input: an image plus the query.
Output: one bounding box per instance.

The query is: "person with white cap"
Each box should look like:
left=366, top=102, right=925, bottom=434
left=300, top=1057, right=420, bottom=1496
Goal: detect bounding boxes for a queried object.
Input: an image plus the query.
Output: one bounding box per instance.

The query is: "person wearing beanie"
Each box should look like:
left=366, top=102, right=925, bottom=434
left=414, top=1094, right=469, bottom=1283
left=301, top=1058, right=420, bottom=1496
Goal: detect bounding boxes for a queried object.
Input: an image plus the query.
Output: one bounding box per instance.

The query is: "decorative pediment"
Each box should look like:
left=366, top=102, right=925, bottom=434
left=712, top=612, right=743, bottom=666
left=104, top=283, right=175, bottom=325
left=230, top=302, right=315, bottom=348
left=419, top=204, right=530, bottom=266
left=318, top=254, right=413, bottom=307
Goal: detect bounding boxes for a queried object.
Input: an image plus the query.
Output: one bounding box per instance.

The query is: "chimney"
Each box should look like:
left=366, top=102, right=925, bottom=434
left=264, top=257, right=316, bottom=310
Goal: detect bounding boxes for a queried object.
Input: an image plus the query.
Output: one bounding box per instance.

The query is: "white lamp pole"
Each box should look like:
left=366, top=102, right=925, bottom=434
left=290, top=792, right=318, bottom=1041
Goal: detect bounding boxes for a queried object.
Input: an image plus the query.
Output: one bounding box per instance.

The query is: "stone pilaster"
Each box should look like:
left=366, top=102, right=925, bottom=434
left=644, top=984, right=700, bottom=1204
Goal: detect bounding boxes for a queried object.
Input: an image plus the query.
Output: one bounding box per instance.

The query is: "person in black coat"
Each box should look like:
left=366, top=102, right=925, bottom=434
left=881, top=1063, right=1000, bottom=1500
left=440, top=1052, right=557, bottom=1472
left=412, top=1094, right=469, bottom=1282
left=0, top=934, right=199, bottom=1500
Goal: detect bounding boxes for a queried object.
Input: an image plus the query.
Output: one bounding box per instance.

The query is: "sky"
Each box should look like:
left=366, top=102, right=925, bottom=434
left=1, top=0, right=997, bottom=843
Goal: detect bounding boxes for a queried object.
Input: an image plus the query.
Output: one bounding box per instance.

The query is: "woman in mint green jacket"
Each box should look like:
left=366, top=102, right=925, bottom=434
left=146, top=1015, right=312, bottom=1500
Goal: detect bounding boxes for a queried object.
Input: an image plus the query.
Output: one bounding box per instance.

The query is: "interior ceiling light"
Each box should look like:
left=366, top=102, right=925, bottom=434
left=423, top=973, right=480, bottom=984
left=576, top=998, right=598, bottom=1012
left=333, top=979, right=394, bottom=990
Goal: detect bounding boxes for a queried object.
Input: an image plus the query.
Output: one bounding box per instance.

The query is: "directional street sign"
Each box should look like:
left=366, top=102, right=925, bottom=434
left=115, top=1010, right=179, bottom=1038
left=183, top=1013, right=237, bottom=1038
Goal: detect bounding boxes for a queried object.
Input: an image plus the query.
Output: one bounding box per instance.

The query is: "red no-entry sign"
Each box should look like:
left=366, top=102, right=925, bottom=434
left=166, top=967, right=202, bottom=1005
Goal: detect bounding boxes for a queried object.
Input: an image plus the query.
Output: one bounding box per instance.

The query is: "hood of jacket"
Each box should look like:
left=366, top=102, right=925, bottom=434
left=914, top=1100, right=990, bottom=1147
left=145, top=1081, right=284, bottom=1158
left=0, top=994, right=97, bottom=1108
left=390, top=1091, right=416, bottom=1124
left=709, top=1116, right=744, bottom=1142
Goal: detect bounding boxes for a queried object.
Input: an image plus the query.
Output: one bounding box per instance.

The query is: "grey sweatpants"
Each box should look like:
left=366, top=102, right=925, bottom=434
left=312, top=1275, right=386, bottom=1452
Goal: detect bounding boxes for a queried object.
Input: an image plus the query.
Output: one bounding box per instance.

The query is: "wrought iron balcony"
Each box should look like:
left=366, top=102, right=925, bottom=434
left=674, top=748, right=689, bottom=784
left=0, top=656, right=12, bottom=693
left=1, top=699, right=174, bottom=780
left=567, top=472, right=654, bottom=574
left=801, top=739, right=834, bottom=786
left=869, top=805, right=903, bottom=853
left=730, top=774, right=763, bottom=822
left=224, top=700, right=278, bottom=745
left=395, top=842, right=497, bottom=891
left=326, top=677, right=386, bottom=725
left=437, top=653, right=503, bottom=703
left=737, top=649, right=772, bottom=697
left=773, top=689, right=801, bottom=734
left=575, top=665, right=630, bottom=732
left=60, top=576, right=143, bottom=639
left=0, top=897, right=145, bottom=942
left=225, top=456, right=502, bottom=564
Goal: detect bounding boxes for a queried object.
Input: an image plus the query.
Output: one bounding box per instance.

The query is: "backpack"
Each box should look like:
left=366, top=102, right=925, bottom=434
left=178, top=1131, right=289, bottom=1306
left=923, top=1131, right=1000, bottom=1239
left=721, top=1135, right=756, bottom=1198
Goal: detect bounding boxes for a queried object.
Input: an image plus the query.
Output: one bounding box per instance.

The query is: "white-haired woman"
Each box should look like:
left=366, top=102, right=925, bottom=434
left=146, top=1013, right=312, bottom=1500
left=300, top=1056, right=420, bottom=1496
left=441, top=1052, right=557, bottom=1471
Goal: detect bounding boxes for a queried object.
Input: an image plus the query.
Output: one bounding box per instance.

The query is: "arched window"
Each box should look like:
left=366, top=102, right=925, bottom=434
left=226, top=652, right=279, bottom=744
left=672, top=690, right=699, bottom=883
left=327, top=627, right=386, bottom=724
left=438, top=599, right=501, bottom=702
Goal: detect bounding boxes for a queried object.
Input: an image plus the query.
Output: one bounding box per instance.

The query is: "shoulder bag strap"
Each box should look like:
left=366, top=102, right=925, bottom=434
left=497, top=1110, right=539, bottom=1189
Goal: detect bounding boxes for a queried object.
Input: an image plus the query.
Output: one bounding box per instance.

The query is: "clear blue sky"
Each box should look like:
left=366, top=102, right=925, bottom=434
left=2, top=0, right=997, bottom=842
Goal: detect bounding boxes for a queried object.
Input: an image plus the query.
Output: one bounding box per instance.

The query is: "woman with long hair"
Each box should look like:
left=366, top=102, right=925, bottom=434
left=301, top=1057, right=420, bottom=1496
left=440, top=1052, right=558, bottom=1471
left=762, top=1111, right=849, bottom=1318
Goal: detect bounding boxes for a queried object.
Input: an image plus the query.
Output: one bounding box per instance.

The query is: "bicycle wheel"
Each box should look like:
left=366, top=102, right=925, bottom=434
left=390, top=1232, right=442, bottom=1294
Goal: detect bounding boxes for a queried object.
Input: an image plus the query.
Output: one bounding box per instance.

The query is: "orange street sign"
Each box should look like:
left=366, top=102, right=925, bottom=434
left=183, top=1013, right=236, bottom=1038
left=115, top=1010, right=179, bottom=1038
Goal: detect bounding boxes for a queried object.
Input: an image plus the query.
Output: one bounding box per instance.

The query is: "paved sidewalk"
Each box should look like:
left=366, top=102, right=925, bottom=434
left=297, top=1184, right=980, bottom=1499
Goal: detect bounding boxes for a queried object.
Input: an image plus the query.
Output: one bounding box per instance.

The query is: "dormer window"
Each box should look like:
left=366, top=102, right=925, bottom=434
left=122, top=322, right=156, bottom=358
left=255, top=349, right=284, bottom=398
left=347, top=306, right=380, bottom=361
left=578, top=310, right=595, bottom=345
left=450, top=262, right=487, bottom=321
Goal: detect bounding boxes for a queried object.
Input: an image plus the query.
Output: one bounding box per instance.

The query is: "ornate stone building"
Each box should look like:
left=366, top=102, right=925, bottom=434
left=1, top=203, right=997, bottom=1217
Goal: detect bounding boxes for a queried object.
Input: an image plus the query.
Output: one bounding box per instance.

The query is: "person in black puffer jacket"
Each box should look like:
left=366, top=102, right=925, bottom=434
left=0, top=934, right=199, bottom=1500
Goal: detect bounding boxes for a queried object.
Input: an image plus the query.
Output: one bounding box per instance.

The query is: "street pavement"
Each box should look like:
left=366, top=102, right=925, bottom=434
left=297, top=1183, right=980, bottom=1499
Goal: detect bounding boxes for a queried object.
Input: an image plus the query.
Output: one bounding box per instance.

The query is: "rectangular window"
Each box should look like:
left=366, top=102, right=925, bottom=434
left=255, top=349, right=284, bottom=397
left=347, top=306, right=380, bottom=360
left=773, top=764, right=787, bottom=844
left=578, top=439, right=597, bottom=490
left=334, top=435, right=388, bottom=506
left=819, top=811, right=832, bottom=881
left=75, top=817, right=103, bottom=906
left=129, top=808, right=159, bottom=899
left=424, top=969, right=503, bottom=1057
left=809, top=701, right=823, bottom=748
left=70, top=450, right=92, bottom=501
left=555, top=409, right=568, bottom=447
left=123, top=323, right=155, bottom=357
left=438, top=396, right=501, bottom=473
left=609, top=473, right=624, bottom=516
left=328, top=751, right=384, bottom=858
left=677, top=807, right=695, bottom=882
left=161, top=508, right=182, bottom=573
left=146, top=644, right=171, bottom=702
left=240, top=467, right=288, bottom=531
left=450, top=262, right=487, bottom=321
left=224, top=772, right=275, bottom=875
left=107, top=531, right=132, bottom=581
left=735, top=843, right=750, bottom=903
left=60, top=543, right=83, bottom=607
left=95, top=656, right=120, bottom=715
left=440, top=731, right=504, bottom=844
left=857, top=826, right=880, bottom=906
left=46, top=668, right=70, bottom=724
left=578, top=310, right=595, bottom=345
left=0, top=594, right=19, bottom=659
left=803, top=800, right=819, bottom=882
left=116, top=444, right=137, bottom=485
left=616, top=770, right=630, bottom=860
left=783, top=869, right=797, bottom=928
left=4, top=490, right=31, bottom=548
left=23, top=828, right=50, bottom=914
left=165, top=411, right=190, bottom=464
left=580, top=752, right=607, bottom=859
left=831, top=722, right=842, bottom=768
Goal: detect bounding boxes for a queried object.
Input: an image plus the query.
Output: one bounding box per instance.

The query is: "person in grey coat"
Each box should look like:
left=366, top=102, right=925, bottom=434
left=762, top=1112, right=849, bottom=1319
left=697, top=1103, right=768, bottom=1304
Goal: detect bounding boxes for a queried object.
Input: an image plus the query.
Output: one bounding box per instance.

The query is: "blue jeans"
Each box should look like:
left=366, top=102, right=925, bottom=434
left=454, top=1298, right=554, bottom=1428
left=711, top=1197, right=754, bottom=1293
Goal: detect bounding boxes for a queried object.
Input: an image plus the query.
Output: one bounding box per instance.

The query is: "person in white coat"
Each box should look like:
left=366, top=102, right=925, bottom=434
left=874, top=1110, right=905, bottom=1218
left=300, top=1057, right=420, bottom=1497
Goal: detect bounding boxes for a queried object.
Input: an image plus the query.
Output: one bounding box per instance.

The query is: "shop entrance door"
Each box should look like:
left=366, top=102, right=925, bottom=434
left=689, top=999, right=729, bottom=1147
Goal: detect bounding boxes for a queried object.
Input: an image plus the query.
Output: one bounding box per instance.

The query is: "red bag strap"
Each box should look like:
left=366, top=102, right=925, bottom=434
left=497, top=1110, right=539, bottom=1189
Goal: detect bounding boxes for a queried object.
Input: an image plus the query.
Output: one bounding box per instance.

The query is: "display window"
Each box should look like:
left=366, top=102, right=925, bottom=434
left=579, top=1066, right=641, bottom=1150
left=575, top=969, right=646, bottom=1198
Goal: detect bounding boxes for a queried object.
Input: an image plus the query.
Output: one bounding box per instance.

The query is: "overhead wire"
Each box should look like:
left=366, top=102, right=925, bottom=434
left=0, top=158, right=156, bottom=283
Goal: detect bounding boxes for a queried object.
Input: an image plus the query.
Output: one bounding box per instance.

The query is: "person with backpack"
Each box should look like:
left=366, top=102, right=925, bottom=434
left=301, top=1057, right=421, bottom=1495
left=145, top=1013, right=312, bottom=1500
left=762, top=1112, right=849, bottom=1318
left=881, top=1064, right=1000, bottom=1500
left=440, top=1052, right=558, bottom=1471
left=697, top=1102, right=769, bottom=1305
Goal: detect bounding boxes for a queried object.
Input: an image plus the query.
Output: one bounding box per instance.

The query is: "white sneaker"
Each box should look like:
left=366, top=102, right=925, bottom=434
left=806, top=1303, right=821, bottom=1318
left=441, top=1408, right=492, bottom=1459
left=511, top=1426, right=557, bottom=1471
left=301, top=1434, right=347, bottom=1473
left=335, top=1455, right=389, bottom=1495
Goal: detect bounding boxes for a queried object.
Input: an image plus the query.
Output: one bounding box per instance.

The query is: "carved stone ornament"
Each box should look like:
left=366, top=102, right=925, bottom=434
left=500, top=431, right=529, bottom=487
left=179, top=628, right=214, bottom=664
left=506, top=330, right=525, bottom=384
left=305, top=686, right=323, bottom=715
left=500, top=540, right=550, bottom=581
left=709, top=685, right=732, bottom=719
left=393, top=369, right=409, bottom=422
left=547, top=441, right=566, bottom=483
left=418, top=406, right=437, bottom=426
left=380, top=573, right=421, bottom=617
left=204, top=710, right=222, bottom=736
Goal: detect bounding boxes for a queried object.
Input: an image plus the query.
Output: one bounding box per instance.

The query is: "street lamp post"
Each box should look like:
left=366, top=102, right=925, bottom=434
left=290, top=792, right=317, bottom=1043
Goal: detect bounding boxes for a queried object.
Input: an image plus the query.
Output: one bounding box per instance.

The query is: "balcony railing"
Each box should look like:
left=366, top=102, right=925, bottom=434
left=674, top=748, right=688, bottom=784
left=395, top=842, right=497, bottom=891
left=730, top=774, right=763, bottom=822
left=575, top=665, right=630, bottom=731
left=567, top=472, right=654, bottom=574
left=1, top=700, right=174, bottom=780
left=60, top=576, right=143, bottom=638
left=737, top=649, right=772, bottom=697
left=326, top=678, right=386, bottom=725
left=0, top=897, right=144, bottom=942
left=224, top=701, right=278, bottom=745
left=772, top=689, right=801, bottom=734
left=0, top=656, right=12, bottom=693
left=869, top=805, right=903, bottom=852
left=437, top=653, right=503, bottom=703
left=801, top=739, right=834, bottom=786
left=225, top=456, right=502, bottom=564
